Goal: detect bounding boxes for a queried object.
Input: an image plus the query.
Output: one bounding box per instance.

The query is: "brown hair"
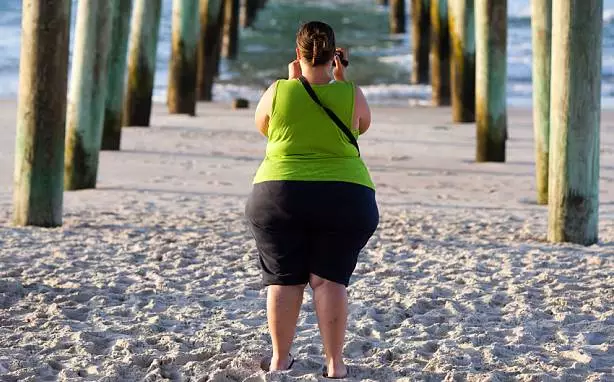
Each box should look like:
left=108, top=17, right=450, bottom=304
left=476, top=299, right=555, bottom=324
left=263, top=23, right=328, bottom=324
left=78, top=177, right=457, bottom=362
left=296, top=21, right=336, bottom=66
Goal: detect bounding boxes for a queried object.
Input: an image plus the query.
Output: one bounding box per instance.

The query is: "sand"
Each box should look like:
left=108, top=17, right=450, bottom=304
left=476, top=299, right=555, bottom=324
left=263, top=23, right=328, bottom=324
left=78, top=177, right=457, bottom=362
left=0, top=101, right=613, bottom=381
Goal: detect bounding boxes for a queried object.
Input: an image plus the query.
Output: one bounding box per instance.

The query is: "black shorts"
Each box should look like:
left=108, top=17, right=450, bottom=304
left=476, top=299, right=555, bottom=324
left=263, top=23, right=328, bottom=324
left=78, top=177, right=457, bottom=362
left=245, top=181, right=379, bottom=287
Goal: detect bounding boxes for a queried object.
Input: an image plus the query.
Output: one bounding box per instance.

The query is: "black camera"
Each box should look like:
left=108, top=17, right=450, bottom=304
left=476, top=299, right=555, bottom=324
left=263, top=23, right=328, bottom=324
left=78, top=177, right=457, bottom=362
left=333, top=49, right=349, bottom=67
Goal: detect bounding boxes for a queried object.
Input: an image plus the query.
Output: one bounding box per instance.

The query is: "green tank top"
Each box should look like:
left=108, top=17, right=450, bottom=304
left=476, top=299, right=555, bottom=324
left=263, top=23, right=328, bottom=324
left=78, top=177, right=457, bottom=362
left=253, top=79, right=375, bottom=189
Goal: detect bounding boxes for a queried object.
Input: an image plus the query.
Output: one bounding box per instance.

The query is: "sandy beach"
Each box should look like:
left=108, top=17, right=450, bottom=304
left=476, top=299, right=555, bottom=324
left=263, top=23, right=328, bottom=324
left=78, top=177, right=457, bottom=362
left=0, top=101, right=613, bottom=381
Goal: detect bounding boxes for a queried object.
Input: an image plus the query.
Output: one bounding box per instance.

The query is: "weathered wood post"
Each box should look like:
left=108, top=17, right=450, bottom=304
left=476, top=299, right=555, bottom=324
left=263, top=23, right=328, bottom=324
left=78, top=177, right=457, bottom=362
left=168, top=0, right=200, bottom=115
left=101, top=0, right=133, bottom=151
left=411, top=0, right=430, bottom=84
left=475, top=0, right=506, bottom=162
left=389, top=0, right=406, bottom=34
left=430, top=0, right=451, bottom=106
left=197, top=0, right=225, bottom=101
left=222, top=0, right=240, bottom=59
left=64, top=0, right=114, bottom=190
left=449, top=0, right=475, bottom=122
left=13, top=0, right=71, bottom=227
left=242, top=0, right=258, bottom=28
left=531, top=0, right=552, bottom=205
left=123, top=0, right=162, bottom=127
left=548, top=0, right=603, bottom=246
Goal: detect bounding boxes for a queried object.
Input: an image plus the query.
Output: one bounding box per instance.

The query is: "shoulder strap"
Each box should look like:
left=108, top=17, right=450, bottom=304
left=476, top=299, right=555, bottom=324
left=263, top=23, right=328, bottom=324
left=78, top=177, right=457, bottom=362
left=298, top=76, right=360, bottom=156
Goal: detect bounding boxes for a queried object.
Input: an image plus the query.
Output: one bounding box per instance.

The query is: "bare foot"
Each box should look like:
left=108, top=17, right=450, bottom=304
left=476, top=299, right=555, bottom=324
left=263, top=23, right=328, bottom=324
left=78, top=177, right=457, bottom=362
left=323, top=362, right=348, bottom=379
left=267, top=354, right=295, bottom=371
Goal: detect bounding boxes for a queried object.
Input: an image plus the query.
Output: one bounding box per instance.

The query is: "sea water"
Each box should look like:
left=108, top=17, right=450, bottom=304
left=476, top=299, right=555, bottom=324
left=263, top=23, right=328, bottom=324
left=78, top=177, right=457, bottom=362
left=0, top=0, right=613, bottom=107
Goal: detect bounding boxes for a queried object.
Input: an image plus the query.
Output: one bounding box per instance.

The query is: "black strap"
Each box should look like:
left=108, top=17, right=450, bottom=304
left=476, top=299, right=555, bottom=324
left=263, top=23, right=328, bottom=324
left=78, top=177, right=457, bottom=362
left=298, top=76, right=360, bottom=156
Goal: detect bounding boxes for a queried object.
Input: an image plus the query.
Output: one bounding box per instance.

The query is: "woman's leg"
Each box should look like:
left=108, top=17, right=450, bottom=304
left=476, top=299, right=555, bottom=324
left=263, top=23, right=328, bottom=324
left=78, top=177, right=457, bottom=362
left=310, top=274, right=348, bottom=378
left=267, top=284, right=306, bottom=370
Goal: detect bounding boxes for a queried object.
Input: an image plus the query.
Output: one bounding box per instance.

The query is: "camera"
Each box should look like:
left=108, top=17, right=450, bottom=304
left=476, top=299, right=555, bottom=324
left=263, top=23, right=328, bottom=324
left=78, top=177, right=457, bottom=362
left=333, top=49, right=349, bottom=68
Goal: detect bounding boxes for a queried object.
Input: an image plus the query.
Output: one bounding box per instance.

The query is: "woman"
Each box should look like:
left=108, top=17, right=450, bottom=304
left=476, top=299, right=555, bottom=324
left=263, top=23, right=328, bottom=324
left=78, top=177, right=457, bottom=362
left=245, top=21, right=378, bottom=379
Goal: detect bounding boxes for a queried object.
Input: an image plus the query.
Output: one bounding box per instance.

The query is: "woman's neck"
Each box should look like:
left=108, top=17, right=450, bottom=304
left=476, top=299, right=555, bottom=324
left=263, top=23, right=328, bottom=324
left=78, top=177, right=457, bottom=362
left=299, top=63, right=332, bottom=84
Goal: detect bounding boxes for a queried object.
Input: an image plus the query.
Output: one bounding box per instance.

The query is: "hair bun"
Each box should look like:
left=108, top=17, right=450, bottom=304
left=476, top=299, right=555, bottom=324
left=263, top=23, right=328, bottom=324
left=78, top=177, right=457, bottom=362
left=312, top=31, right=333, bottom=65
left=296, top=21, right=336, bottom=67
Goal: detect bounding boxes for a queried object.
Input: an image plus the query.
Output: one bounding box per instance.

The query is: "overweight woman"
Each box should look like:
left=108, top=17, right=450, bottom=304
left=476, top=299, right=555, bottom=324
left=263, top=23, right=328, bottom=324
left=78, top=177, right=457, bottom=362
left=245, top=21, right=379, bottom=379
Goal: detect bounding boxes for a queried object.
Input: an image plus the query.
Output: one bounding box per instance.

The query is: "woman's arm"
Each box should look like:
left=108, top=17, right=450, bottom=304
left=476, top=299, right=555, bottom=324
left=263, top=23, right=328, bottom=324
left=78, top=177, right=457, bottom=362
left=255, top=82, right=276, bottom=137
left=354, top=85, right=371, bottom=135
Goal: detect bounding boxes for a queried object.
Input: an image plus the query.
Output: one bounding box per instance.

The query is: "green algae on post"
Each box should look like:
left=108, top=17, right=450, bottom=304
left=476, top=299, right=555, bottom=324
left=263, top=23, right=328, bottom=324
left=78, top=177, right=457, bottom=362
left=123, top=0, right=162, bottom=127
left=548, top=0, right=603, bottom=246
left=531, top=0, right=552, bottom=205
left=64, top=0, right=114, bottom=191
left=449, top=0, right=475, bottom=123
left=101, top=0, right=133, bottom=151
left=168, top=0, right=200, bottom=116
left=475, top=0, right=507, bottom=162
left=13, top=0, right=71, bottom=227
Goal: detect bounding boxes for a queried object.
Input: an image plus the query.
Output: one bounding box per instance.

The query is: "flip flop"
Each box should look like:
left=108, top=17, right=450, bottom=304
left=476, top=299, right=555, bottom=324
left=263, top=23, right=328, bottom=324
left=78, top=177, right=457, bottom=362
left=322, top=365, right=349, bottom=379
left=260, top=353, right=295, bottom=372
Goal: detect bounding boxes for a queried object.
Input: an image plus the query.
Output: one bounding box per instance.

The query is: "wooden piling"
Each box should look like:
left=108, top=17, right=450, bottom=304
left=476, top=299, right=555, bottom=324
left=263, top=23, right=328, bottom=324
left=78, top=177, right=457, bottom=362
left=449, top=0, right=475, bottom=122
left=197, top=0, right=225, bottom=101
left=548, top=0, right=603, bottom=246
left=222, top=0, right=240, bottom=59
left=13, top=0, right=71, bottom=227
left=168, top=0, right=200, bottom=115
left=123, top=0, right=162, bottom=127
left=531, top=0, right=552, bottom=205
left=475, top=0, right=506, bottom=162
left=430, top=0, right=451, bottom=106
left=411, top=0, right=430, bottom=84
left=64, top=0, right=114, bottom=190
left=242, top=0, right=258, bottom=28
left=101, top=0, right=133, bottom=151
left=389, top=0, right=406, bottom=34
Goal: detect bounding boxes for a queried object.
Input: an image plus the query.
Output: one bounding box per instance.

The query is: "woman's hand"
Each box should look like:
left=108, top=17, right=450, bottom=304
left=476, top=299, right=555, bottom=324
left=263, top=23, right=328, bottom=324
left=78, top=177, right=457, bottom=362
left=288, top=59, right=302, bottom=79
left=333, top=48, right=347, bottom=82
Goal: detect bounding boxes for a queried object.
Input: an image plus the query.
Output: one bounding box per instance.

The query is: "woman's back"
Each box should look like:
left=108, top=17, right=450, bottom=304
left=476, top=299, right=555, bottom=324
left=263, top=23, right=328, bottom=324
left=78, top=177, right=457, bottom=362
left=267, top=79, right=356, bottom=158
left=253, top=79, right=374, bottom=189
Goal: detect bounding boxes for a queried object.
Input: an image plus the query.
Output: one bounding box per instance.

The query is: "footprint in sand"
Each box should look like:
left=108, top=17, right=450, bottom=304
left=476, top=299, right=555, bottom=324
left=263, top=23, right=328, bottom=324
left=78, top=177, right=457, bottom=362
left=344, top=338, right=375, bottom=357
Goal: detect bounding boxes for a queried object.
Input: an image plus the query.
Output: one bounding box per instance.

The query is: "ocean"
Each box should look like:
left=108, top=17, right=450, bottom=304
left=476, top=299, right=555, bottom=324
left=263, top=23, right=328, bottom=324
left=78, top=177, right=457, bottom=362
left=1, top=0, right=614, bottom=107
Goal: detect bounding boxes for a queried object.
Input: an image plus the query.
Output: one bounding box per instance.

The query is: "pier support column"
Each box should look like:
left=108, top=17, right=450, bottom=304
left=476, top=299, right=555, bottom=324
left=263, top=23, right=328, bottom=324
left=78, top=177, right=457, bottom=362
left=123, top=0, right=162, bottom=127
left=449, top=0, right=475, bottom=122
left=101, top=0, right=133, bottom=150
left=475, top=0, right=507, bottom=162
left=411, top=0, right=430, bottom=84
left=548, top=0, right=603, bottom=246
left=242, top=0, right=258, bottom=28
left=197, top=0, right=225, bottom=101
left=13, top=0, right=71, bottom=227
left=430, top=0, right=450, bottom=106
left=64, top=0, right=114, bottom=190
left=222, top=0, right=239, bottom=59
left=531, top=0, right=552, bottom=205
left=168, top=0, right=200, bottom=115
left=390, top=0, right=406, bottom=34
